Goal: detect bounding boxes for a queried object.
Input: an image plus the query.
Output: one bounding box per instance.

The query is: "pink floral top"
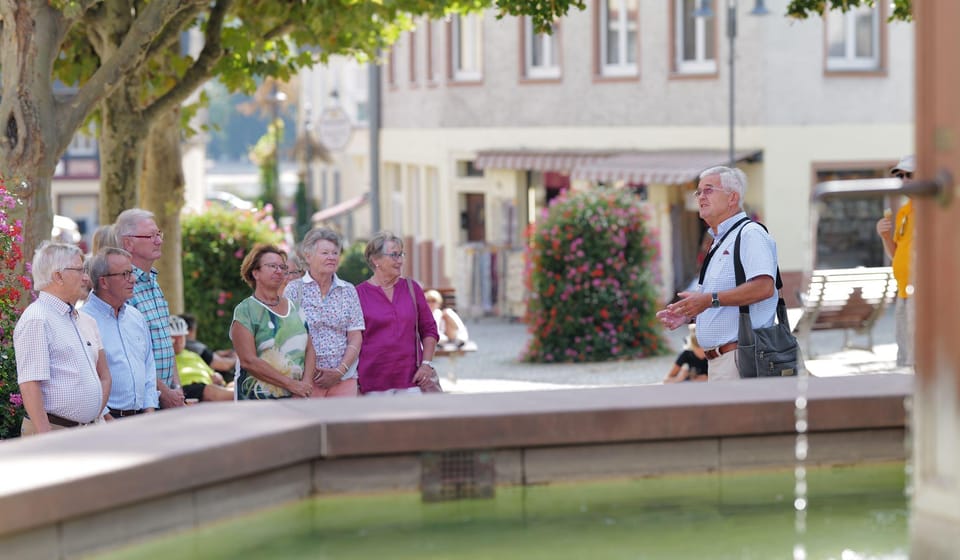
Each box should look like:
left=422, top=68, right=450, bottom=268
left=284, top=273, right=364, bottom=379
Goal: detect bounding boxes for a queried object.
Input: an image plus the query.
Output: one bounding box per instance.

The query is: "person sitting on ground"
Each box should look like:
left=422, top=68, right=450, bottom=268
left=171, top=316, right=234, bottom=402
left=425, top=289, right=469, bottom=349
left=180, top=313, right=237, bottom=380
left=663, top=325, right=708, bottom=383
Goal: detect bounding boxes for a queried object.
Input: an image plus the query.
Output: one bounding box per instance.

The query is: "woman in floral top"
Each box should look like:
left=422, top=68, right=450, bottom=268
left=230, top=244, right=315, bottom=400
left=284, top=228, right=364, bottom=397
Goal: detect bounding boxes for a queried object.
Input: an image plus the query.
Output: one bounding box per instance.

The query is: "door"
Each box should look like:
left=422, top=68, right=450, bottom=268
left=911, top=1, right=960, bottom=555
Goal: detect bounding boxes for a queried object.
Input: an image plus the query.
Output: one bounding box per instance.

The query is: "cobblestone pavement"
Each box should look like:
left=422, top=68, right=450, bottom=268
left=436, top=307, right=910, bottom=394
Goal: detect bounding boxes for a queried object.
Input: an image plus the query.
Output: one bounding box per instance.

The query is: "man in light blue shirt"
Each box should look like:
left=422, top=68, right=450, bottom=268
left=657, top=166, right=778, bottom=381
left=82, top=247, right=159, bottom=417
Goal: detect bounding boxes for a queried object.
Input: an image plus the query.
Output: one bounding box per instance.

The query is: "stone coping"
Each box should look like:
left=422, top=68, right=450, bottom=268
left=0, top=374, right=910, bottom=537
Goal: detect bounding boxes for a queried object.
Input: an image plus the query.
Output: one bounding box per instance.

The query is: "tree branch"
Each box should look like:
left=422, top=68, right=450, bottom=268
left=143, top=1, right=205, bottom=61
left=143, top=0, right=232, bottom=121
left=53, top=0, right=194, bottom=154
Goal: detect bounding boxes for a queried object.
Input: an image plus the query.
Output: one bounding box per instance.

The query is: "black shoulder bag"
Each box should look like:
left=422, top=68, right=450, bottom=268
left=732, top=222, right=799, bottom=378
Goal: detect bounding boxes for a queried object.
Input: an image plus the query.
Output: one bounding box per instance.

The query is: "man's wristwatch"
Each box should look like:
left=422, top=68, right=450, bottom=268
left=421, top=360, right=434, bottom=370
left=711, top=292, right=721, bottom=308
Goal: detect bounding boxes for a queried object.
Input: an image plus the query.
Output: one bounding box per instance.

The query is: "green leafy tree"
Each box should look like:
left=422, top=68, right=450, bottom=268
left=523, top=188, right=667, bottom=363
left=786, top=0, right=912, bottom=21
left=181, top=206, right=284, bottom=351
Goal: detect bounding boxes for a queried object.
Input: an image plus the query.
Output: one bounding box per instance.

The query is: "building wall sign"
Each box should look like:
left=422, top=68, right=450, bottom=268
left=318, top=107, right=353, bottom=151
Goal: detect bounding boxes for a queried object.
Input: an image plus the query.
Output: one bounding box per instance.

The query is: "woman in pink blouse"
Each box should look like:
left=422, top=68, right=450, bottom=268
left=355, top=232, right=439, bottom=395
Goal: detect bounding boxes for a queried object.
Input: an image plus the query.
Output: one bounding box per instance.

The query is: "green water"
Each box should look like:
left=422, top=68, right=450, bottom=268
left=96, top=463, right=908, bottom=560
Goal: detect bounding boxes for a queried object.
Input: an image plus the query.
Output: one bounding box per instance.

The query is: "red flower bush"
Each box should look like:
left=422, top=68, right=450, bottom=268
left=0, top=178, right=30, bottom=438
left=523, top=187, right=667, bottom=363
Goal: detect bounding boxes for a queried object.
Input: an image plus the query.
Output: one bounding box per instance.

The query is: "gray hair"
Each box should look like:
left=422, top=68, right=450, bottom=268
left=301, top=227, right=344, bottom=256
left=364, top=231, right=403, bottom=267
left=32, top=242, right=84, bottom=290
left=699, top=166, right=747, bottom=207
left=91, top=224, right=120, bottom=253
left=114, top=208, right=156, bottom=237
left=89, top=247, right=133, bottom=292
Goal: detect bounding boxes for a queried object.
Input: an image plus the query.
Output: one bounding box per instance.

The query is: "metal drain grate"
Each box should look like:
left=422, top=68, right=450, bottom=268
left=421, top=450, right=495, bottom=502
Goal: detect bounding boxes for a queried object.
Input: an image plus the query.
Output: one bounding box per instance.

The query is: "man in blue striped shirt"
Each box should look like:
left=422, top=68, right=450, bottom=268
left=117, top=209, right=185, bottom=408
left=82, top=247, right=159, bottom=417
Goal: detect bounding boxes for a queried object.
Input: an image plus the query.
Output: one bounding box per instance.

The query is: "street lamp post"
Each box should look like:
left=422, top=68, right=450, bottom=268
left=696, top=0, right=768, bottom=166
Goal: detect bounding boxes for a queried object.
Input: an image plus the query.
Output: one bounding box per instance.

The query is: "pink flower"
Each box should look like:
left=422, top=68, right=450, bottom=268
left=9, top=393, right=22, bottom=407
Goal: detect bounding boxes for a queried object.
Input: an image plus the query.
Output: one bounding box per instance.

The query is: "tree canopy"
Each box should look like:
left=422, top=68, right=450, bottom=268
left=786, top=0, right=912, bottom=21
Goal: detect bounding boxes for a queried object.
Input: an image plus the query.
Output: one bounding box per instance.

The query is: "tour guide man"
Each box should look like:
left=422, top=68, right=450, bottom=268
left=657, top=166, right=779, bottom=381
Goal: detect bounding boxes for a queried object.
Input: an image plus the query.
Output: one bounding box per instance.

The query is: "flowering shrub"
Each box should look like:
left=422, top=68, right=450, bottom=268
left=523, top=187, right=667, bottom=363
left=336, top=240, right=372, bottom=286
left=0, top=178, right=30, bottom=438
left=182, top=205, right=284, bottom=350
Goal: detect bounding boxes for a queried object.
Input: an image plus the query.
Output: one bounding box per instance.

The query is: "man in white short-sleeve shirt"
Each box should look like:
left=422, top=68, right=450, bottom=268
left=657, top=166, right=779, bottom=381
left=15, top=243, right=111, bottom=435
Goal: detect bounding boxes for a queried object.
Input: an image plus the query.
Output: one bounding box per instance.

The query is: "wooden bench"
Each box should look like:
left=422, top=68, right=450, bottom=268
left=790, top=267, right=898, bottom=358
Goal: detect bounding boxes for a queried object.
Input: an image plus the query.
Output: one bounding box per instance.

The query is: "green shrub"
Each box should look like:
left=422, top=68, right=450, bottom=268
left=523, top=187, right=667, bottom=363
left=0, top=178, right=29, bottom=439
left=337, top=240, right=371, bottom=286
left=182, top=206, right=284, bottom=350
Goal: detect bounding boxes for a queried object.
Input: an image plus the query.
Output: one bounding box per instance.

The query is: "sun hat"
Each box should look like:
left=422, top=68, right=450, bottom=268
left=891, top=155, right=915, bottom=175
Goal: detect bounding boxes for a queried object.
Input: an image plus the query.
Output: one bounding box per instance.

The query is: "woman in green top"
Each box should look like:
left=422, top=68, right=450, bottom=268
left=230, top=244, right=316, bottom=400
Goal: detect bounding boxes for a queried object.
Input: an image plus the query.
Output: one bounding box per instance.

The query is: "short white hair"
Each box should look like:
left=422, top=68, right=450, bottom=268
left=114, top=208, right=156, bottom=237
left=32, top=242, right=83, bottom=290
left=699, top=166, right=747, bottom=208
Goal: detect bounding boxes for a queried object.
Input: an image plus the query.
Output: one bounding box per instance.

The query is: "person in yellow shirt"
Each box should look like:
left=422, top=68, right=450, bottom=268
left=875, top=155, right=915, bottom=368
left=170, top=316, right=234, bottom=402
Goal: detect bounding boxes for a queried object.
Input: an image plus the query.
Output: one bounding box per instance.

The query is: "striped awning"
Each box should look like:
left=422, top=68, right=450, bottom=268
left=570, top=149, right=763, bottom=184
left=474, top=149, right=617, bottom=172
left=312, top=193, right=369, bottom=222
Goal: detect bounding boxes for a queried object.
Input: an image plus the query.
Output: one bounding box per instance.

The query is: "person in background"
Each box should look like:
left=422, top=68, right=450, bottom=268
left=171, top=316, right=234, bottom=402
left=424, top=289, right=469, bottom=348
left=230, top=244, right=315, bottom=400
left=116, top=208, right=185, bottom=408
left=355, top=232, right=439, bottom=395
left=180, top=313, right=237, bottom=379
left=91, top=224, right=119, bottom=254
left=657, top=166, right=778, bottom=381
left=82, top=247, right=158, bottom=418
left=15, top=243, right=110, bottom=434
left=284, top=228, right=364, bottom=398
left=663, top=325, right=708, bottom=383
left=875, top=154, right=915, bottom=368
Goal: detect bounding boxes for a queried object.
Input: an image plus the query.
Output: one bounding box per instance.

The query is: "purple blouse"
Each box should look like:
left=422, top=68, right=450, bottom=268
left=355, top=278, right=439, bottom=393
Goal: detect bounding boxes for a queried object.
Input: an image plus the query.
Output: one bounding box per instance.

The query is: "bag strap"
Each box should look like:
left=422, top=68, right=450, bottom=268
left=406, top=278, right=422, bottom=363
left=732, top=221, right=787, bottom=318
left=698, top=216, right=751, bottom=286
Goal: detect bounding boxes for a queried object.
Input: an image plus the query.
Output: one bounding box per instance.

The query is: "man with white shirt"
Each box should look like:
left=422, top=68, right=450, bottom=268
left=15, top=243, right=111, bottom=435
left=657, top=166, right=779, bottom=381
left=82, top=247, right=159, bottom=418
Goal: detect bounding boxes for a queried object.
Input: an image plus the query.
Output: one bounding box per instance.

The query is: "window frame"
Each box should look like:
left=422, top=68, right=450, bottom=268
left=598, top=0, right=639, bottom=78
left=673, top=0, right=717, bottom=75
left=825, top=3, right=882, bottom=72
left=523, top=18, right=562, bottom=80
left=451, top=13, right=484, bottom=82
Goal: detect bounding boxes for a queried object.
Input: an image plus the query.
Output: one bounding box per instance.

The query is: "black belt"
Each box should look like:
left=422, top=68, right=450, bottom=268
left=27, top=413, right=90, bottom=428
left=109, top=408, right=144, bottom=418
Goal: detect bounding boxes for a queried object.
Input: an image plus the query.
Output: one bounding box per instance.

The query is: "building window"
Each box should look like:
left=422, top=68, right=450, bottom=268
left=826, top=4, right=880, bottom=71
left=452, top=13, right=483, bottom=81
left=409, top=30, right=418, bottom=84
left=599, top=0, right=638, bottom=77
left=675, top=0, right=716, bottom=74
left=524, top=19, right=561, bottom=79
left=456, top=160, right=484, bottom=178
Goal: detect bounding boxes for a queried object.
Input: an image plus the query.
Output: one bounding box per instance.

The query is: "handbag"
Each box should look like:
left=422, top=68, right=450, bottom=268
left=732, top=222, right=800, bottom=378
left=407, top=278, right=443, bottom=393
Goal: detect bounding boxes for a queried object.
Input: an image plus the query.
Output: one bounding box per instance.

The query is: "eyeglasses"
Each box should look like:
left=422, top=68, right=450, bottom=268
left=893, top=172, right=913, bottom=180
left=286, top=269, right=305, bottom=277
left=60, top=267, right=86, bottom=274
left=126, top=231, right=164, bottom=241
left=259, top=263, right=288, bottom=272
left=102, top=270, right=135, bottom=281
left=693, top=186, right=726, bottom=198
left=383, top=252, right=405, bottom=260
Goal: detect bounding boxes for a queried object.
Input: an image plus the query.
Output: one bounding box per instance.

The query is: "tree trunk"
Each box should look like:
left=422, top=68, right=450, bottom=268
left=142, top=109, right=185, bottom=314
left=0, top=1, right=72, bottom=281
left=98, top=86, right=149, bottom=224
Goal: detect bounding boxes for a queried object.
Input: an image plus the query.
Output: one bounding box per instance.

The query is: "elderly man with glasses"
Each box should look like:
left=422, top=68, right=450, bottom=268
left=15, top=242, right=112, bottom=435
left=657, top=166, right=779, bottom=381
left=116, top=208, right=185, bottom=408
left=876, top=154, right=916, bottom=368
left=81, top=247, right=159, bottom=419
